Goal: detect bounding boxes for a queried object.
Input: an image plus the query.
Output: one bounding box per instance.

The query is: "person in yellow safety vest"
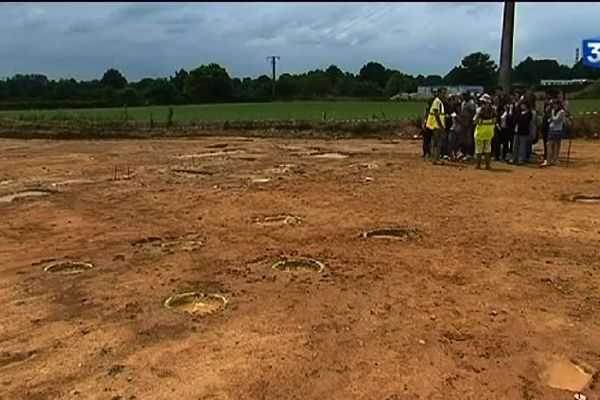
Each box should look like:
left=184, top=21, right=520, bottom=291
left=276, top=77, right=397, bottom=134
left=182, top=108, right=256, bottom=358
left=473, top=93, right=497, bottom=170
left=425, top=87, right=447, bottom=165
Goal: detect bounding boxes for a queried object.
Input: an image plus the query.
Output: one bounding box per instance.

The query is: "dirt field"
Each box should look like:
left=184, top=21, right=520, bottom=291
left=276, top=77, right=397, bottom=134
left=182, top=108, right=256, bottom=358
left=1, top=136, right=599, bottom=400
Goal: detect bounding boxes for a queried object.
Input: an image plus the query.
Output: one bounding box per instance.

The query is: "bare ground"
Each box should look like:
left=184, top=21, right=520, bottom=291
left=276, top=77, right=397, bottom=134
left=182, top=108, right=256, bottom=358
left=0, top=137, right=599, bottom=400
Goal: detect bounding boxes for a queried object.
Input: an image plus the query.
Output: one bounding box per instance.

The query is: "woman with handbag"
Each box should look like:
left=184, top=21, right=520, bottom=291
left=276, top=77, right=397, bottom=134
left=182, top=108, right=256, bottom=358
left=541, top=99, right=567, bottom=167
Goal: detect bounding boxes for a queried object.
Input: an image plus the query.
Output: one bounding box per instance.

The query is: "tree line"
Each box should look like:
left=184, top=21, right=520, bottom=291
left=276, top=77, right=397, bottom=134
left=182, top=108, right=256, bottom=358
left=0, top=52, right=599, bottom=110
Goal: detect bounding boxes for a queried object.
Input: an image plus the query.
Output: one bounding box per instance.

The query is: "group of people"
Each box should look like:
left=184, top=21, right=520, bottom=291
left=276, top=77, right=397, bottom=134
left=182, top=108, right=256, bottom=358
left=421, top=86, right=572, bottom=169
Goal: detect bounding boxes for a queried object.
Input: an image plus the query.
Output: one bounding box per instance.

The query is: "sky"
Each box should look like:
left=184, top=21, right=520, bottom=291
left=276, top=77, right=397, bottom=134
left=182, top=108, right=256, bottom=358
left=1, top=2, right=599, bottom=81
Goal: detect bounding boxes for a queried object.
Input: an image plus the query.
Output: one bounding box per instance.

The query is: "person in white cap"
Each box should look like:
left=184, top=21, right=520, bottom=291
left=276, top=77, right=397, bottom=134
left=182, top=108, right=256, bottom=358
left=472, top=93, right=496, bottom=169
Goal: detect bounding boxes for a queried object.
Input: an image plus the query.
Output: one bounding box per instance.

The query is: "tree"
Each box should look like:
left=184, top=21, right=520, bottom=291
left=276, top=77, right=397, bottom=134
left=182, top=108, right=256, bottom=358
left=444, top=52, right=497, bottom=89
left=384, top=72, right=417, bottom=96
left=277, top=73, right=299, bottom=99
left=49, top=78, right=79, bottom=100
left=5, top=74, right=50, bottom=98
left=145, top=79, right=177, bottom=105
left=117, top=87, right=141, bottom=107
left=325, top=65, right=345, bottom=86
left=183, top=63, right=233, bottom=103
left=301, top=70, right=332, bottom=97
left=170, top=69, right=188, bottom=94
left=359, top=62, right=390, bottom=88
left=570, top=59, right=600, bottom=80
left=250, top=75, right=273, bottom=101
left=423, top=75, right=443, bottom=86
left=131, top=78, right=156, bottom=93
left=513, top=57, right=563, bottom=84
left=100, top=69, right=128, bottom=90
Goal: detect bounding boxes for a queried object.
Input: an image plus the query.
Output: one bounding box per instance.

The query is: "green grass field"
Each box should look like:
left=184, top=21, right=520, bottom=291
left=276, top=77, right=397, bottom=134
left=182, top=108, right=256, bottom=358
left=1, top=99, right=600, bottom=124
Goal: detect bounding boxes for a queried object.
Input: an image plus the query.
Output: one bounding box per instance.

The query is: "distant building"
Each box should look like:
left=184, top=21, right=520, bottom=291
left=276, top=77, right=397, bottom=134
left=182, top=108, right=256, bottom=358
left=417, top=85, right=484, bottom=96
left=540, top=79, right=591, bottom=86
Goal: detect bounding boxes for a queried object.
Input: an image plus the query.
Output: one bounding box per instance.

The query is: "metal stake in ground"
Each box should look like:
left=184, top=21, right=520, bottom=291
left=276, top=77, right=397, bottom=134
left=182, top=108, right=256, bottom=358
left=566, top=137, right=573, bottom=167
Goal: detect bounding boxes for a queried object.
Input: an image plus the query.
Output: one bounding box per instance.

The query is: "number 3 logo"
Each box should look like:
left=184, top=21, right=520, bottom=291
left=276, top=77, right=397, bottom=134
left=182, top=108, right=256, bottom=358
left=586, top=42, right=600, bottom=63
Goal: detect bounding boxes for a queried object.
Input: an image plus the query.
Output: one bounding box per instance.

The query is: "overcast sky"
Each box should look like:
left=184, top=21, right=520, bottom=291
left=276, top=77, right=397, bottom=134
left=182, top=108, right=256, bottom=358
left=1, top=2, right=599, bottom=81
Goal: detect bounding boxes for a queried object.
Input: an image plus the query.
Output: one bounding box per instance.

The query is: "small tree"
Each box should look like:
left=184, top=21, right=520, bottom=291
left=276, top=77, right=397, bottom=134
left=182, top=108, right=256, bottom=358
left=101, top=69, right=128, bottom=90
left=183, top=63, right=233, bottom=103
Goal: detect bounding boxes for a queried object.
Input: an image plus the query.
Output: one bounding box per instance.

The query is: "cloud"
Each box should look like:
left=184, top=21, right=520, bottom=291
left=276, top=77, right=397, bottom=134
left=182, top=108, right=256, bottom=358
left=109, top=3, right=173, bottom=22
left=0, top=2, right=599, bottom=81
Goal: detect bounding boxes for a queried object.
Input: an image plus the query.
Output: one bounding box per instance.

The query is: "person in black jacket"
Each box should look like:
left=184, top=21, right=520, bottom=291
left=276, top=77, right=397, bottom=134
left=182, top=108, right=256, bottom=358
left=510, top=101, right=532, bottom=165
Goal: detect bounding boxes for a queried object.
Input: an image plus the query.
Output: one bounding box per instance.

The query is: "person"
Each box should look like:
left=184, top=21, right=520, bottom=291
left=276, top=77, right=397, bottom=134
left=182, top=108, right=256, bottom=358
left=442, top=94, right=454, bottom=160
left=500, top=96, right=515, bottom=161
left=425, top=87, right=447, bottom=165
left=524, top=91, right=538, bottom=163
left=541, top=90, right=557, bottom=162
left=491, top=89, right=507, bottom=161
left=456, top=91, right=476, bottom=161
left=473, top=93, right=496, bottom=169
left=421, top=97, right=435, bottom=158
left=542, top=98, right=567, bottom=166
left=557, top=90, right=571, bottom=161
left=448, top=98, right=460, bottom=161
left=511, top=100, right=532, bottom=165
left=558, top=89, right=570, bottom=114
left=444, top=94, right=460, bottom=160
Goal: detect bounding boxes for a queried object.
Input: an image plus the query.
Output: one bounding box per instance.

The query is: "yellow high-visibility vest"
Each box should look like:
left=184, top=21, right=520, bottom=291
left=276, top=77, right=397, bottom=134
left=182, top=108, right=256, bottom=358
left=426, top=97, right=445, bottom=130
left=475, top=117, right=496, bottom=140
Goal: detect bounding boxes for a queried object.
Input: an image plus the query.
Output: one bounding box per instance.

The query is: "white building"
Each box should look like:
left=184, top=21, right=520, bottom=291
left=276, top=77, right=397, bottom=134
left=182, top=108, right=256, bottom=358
left=417, top=85, right=484, bottom=96
left=540, top=79, right=591, bottom=86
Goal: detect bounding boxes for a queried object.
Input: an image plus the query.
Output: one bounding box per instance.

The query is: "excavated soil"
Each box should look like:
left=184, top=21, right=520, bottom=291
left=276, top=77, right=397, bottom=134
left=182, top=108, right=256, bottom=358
left=1, top=137, right=600, bottom=400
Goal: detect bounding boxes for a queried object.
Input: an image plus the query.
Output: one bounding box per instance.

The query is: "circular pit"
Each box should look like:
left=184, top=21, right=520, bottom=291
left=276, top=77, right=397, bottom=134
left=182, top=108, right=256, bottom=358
left=164, top=292, right=228, bottom=315
left=253, top=215, right=302, bottom=226
left=362, top=228, right=419, bottom=241
left=272, top=258, right=325, bottom=273
left=569, top=194, right=600, bottom=204
left=44, top=261, right=94, bottom=275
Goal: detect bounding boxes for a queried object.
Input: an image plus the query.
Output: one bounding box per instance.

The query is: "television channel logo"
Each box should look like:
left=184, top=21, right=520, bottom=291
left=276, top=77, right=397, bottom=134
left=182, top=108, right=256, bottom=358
left=583, top=37, right=600, bottom=68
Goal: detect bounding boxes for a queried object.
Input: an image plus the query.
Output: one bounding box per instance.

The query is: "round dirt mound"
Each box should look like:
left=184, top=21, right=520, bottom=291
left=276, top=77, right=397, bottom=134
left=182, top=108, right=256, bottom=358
left=0, top=190, right=53, bottom=203
left=254, top=215, right=302, bottom=226
left=362, top=228, right=419, bottom=240
left=569, top=194, right=600, bottom=204
left=44, top=261, right=94, bottom=275
left=272, top=258, right=325, bottom=273
left=164, top=292, right=228, bottom=315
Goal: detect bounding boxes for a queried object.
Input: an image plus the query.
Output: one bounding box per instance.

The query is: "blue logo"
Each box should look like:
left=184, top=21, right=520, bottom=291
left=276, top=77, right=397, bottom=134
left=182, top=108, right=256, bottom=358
left=583, top=37, right=600, bottom=68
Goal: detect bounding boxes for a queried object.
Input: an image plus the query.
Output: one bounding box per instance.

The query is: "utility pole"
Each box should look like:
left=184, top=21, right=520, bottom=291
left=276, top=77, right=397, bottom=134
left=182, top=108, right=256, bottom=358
left=267, top=55, right=280, bottom=99
left=498, top=1, right=515, bottom=93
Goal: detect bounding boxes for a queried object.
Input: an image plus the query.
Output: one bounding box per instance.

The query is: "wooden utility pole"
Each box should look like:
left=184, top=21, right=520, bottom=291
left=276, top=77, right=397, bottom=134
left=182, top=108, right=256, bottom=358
left=498, top=1, right=515, bottom=93
left=267, top=55, right=280, bottom=99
